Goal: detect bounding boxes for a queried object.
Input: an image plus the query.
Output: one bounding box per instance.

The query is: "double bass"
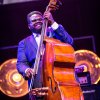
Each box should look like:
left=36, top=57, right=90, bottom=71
left=30, top=0, right=84, bottom=100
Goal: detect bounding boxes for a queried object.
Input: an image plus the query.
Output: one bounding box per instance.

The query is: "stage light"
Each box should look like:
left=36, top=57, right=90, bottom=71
left=0, top=58, right=28, bottom=97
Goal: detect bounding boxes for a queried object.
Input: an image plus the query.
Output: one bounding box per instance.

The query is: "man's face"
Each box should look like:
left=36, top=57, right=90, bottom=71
left=29, top=13, right=43, bottom=32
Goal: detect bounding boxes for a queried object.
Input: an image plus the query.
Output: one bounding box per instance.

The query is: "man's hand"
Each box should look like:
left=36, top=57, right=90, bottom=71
left=29, top=87, right=49, bottom=96
left=43, top=11, right=55, bottom=25
left=25, top=68, right=34, bottom=78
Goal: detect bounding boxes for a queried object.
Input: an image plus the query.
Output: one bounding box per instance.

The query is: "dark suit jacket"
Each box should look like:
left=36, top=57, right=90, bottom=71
left=16, top=24, right=73, bottom=88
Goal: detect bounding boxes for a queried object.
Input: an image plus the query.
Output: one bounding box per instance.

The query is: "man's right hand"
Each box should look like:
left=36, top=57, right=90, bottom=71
left=25, top=68, right=34, bottom=78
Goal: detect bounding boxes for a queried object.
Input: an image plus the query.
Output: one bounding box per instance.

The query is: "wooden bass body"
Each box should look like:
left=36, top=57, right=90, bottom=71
left=42, top=37, right=84, bottom=100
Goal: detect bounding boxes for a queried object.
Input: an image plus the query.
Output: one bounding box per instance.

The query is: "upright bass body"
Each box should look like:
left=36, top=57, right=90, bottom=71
left=43, top=37, right=84, bottom=100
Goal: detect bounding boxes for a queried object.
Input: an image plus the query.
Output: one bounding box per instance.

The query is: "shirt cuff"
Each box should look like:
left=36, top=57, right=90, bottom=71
left=51, top=22, right=59, bottom=30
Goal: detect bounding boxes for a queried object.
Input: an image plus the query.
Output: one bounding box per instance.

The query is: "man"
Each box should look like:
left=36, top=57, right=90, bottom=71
left=16, top=10, right=73, bottom=99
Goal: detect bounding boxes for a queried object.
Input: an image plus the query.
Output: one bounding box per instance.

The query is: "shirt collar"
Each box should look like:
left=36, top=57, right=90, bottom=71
left=32, top=33, right=40, bottom=38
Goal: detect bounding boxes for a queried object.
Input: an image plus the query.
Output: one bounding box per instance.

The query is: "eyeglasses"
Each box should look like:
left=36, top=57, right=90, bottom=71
left=31, top=18, right=43, bottom=23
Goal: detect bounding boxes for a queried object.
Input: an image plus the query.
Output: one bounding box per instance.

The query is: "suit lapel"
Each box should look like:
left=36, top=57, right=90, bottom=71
left=29, top=35, right=38, bottom=50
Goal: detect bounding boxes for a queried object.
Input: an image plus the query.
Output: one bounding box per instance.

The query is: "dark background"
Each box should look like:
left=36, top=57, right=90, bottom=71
left=0, top=0, right=100, bottom=99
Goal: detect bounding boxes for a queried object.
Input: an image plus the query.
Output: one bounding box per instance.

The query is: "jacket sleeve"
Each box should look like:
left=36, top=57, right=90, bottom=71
left=16, top=40, right=30, bottom=77
left=47, top=24, right=73, bottom=45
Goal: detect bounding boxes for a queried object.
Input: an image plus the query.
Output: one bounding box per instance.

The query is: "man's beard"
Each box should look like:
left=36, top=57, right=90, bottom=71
left=31, top=27, right=42, bottom=34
